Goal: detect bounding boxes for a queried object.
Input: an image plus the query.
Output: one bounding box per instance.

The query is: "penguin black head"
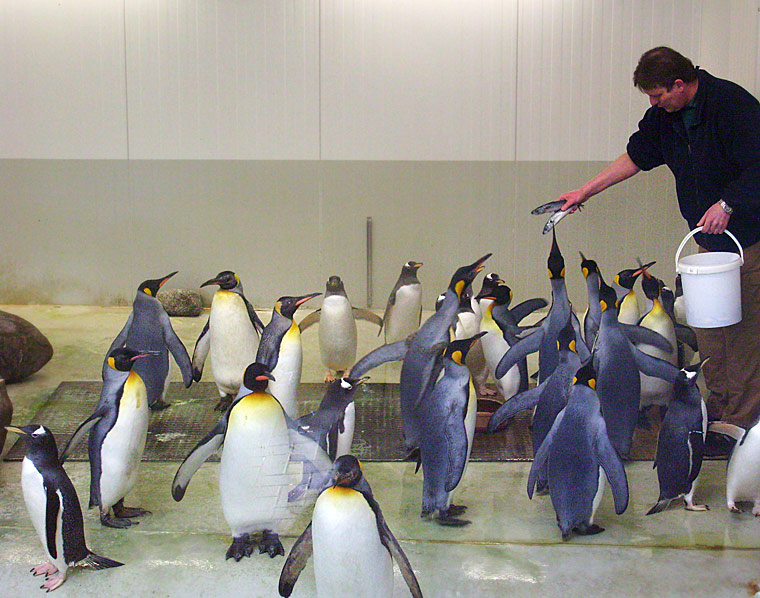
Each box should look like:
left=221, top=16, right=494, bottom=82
left=675, top=274, right=683, bottom=297
left=139, top=271, right=178, bottom=297
left=557, top=322, right=577, bottom=353
left=434, top=293, right=446, bottom=312
left=598, top=278, right=618, bottom=313
left=275, top=293, right=321, bottom=319
left=403, top=261, right=423, bottom=274
left=106, top=347, right=155, bottom=372
left=448, top=254, right=491, bottom=298
left=640, top=271, right=661, bottom=302
left=330, top=454, right=364, bottom=488
left=242, top=362, right=276, bottom=392
left=445, top=332, right=488, bottom=366
left=5, top=424, right=59, bottom=463
left=547, top=231, right=565, bottom=280
left=336, top=376, right=369, bottom=394
left=614, top=260, right=655, bottom=290
left=673, top=358, right=709, bottom=403
left=201, top=270, right=239, bottom=291
left=325, top=276, right=346, bottom=295
left=476, top=272, right=505, bottom=300
left=579, top=252, right=599, bottom=280
left=573, top=359, right=597, bottom=390
left=490, top=284, right=513, bottom=307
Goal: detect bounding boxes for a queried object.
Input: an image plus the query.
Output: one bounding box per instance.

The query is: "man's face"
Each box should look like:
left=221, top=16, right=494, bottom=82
left=642, top=80, right=689, bottom=112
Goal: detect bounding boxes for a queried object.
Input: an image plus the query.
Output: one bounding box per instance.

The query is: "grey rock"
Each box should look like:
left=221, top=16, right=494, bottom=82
left=0, top=379, right=12, bottom=454
left=0, top=311, right=54, bottom=383
left=157, top=289, right=203, bottom=317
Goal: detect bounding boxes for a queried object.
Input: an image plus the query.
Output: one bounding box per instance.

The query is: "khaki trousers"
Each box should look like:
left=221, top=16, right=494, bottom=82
left=696, top=240, right=760, bottom=427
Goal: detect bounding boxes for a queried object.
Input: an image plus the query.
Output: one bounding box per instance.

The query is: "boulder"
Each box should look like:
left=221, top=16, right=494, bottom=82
left=0, top=311, right=54, bottom=383
left=0, top=379, right=12, bottom=454
left=157, top=289, right=203, bottom=317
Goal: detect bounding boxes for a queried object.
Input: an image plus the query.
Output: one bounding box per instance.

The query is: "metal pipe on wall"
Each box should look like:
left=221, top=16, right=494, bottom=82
left=366, top=216, right=373, bottom=308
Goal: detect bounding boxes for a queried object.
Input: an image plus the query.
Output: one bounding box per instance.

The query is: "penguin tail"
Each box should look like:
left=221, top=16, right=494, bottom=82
left=81, top=552, right=124, bottom=570
left=646, top=498, right=673, bottom=516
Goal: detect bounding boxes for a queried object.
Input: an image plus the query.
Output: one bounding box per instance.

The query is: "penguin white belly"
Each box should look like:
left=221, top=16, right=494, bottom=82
left=726, top=425, right=760, bottom=512
left=269, top=324, right=303, bottom=418
left=618, top=293, right=640, bottom=326
left=21, top=458, right=68, bottom=573
left=481, top=326, right=519, bottom=399
left=638, top=307, right=677, bottom=407
left=209, top=293, right=259, bottom=396
left=456, top=313, right=487, bottom=386
left=335, top=402, right=355, bottom=458
left=448, top=379, right=477, bottom=507
left=318, top=296, right=357, bottom=372
left=99, top=373, right=149, bottom=510
left=312, top=487, right=393, bottom=598
left=220, top=393, right=293, bottom=534
left=385, top=285, right=422, bottom=344
left=590, top=468, right=606, bottom=523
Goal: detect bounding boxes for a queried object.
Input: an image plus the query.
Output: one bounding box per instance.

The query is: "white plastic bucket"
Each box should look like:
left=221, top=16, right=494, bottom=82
left=675, top=227, right=744, bottom=328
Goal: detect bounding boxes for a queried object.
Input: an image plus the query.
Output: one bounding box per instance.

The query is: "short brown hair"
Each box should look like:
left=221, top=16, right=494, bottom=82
left=633, top=46, right=697, bottom=91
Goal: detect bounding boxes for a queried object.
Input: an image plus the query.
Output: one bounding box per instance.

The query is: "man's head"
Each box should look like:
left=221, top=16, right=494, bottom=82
left=633, top=46, right=698, bottom=112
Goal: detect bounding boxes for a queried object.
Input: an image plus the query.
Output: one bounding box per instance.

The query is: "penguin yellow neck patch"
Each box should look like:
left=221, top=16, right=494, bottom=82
left=451, top=350, right=464, bottom=366
left=454, top=280, right=465, bottom=297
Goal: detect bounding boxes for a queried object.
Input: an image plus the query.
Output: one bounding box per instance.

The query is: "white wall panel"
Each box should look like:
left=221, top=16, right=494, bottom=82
left=515, top=0, right=702, bottom=161
left=0, top=0, right=128, bottom=159
left=124, top=0, right=320, bottom=159
left=320, top=0, right=519, bottom=160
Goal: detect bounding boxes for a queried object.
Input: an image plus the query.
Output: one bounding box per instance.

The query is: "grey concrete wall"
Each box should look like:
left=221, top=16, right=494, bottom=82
left=0, top=159, right=686, bottom=311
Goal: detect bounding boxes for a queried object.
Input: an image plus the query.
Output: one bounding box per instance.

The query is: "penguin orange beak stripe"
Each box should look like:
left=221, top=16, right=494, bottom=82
left=159, top=271, right=179, bottom=288
left=632, top=261, right=656, bottom=276
left=296, top=293, right=321, bottom=306
left=255, top=373, right=276, bottom=382
left=200, top=277, right=221, bottom=288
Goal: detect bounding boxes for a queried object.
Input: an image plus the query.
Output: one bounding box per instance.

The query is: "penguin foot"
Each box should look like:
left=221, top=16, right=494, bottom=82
left=100, top=512, right=139, bottom=528
left=685, top=503, right=709, bottom=512
left=214, top=395, right=233, bottom=411
left=575, top=523, right=604, bottom=536
left=113, top=502, right=151, bottom=519
left=535, top=480, right=550, bottom=496
left=40, top=571, right=66, bottom=592
left=31, top=562, right=58, bottom=577
left=636, top=409, right=651, bottom=430
left=446, top=504, right=468, bottom=516
left=729, top=503, right=743, bottom=513
left=478, top=385, right=497, bottom=397
left=324, top=371, right=337, bottom=383
left=259, top=530, right=285, bottom=558
left=226, top=534, right=257, bottom=561
left=435, top=510, right=471, bottom=527
left=753, top=506, right=760, bottom=517
left=150, top=400, right=171, bottom=411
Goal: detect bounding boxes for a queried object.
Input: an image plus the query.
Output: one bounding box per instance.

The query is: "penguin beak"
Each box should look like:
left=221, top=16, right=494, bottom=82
left=632, top=261, right=656, bottom=277
left=159, top=271, right=179, bottom=288
left=471, top=253, right=492, bottom=275
left=4, top=426, right=25, bottom=435
left=130, top=352, right=157, bottom=362
left=295, top=293, right=321, bottom=307
left=470, top=331, right=488, bottom=348
left=256, top=373, right=276, bottom=382
left=200, top=277, right=222, bottom=288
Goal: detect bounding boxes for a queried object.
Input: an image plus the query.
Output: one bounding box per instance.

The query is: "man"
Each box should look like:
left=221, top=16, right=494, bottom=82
left=557, top=47, right=760, bottom=454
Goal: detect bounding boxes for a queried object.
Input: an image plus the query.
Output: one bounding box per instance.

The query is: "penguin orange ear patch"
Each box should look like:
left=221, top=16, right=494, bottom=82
left=569, top=340, right=577, bottom=353
left=452, top=350, right=464, bottom=365
left=582, top=267, right=589, bottom=278
left=455, top=280, right=465, bottom=297
left=600, top=300, right=608, bottom=312
left=143, top=288, right=153, bottom=297
left=107, top=357, right=116, bottom=370
left=589, top=378, right=596, bottom=390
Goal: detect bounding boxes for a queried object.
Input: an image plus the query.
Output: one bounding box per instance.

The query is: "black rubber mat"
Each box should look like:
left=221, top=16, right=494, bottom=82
left=4, top=382, right=660, bottom=462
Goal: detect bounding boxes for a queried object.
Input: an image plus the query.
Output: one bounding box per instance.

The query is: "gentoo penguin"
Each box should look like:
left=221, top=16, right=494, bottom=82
left=593, top=277, right=678, bottom=458
left=488, top=322, right=581, bottom=494
left=278, top=455, right=423, bottom=598
left=454, top=291, right=489, bottom=397
left=647, top=359, right=709, bottom=514
left=61, top=348, right=156, bottom=528
left=637, top=270, right=678, bottom=425
left=192, top=270, right=264, bottom=411
left=6, top=425, right=122, bottom=592
left=613, top=262, right=652, bottom=326
left=380, top=261, right=423, bottom=344
left=350, top=254, right=491, bottom=452
left=495, top=232, right=588, bottom=385
left=527, top=360, right=629, bottom=540
left=296, top=376, right=368, bottom=460
left=418, top=333, right=486, bottom=526
left=580, top=252, right=602, bottom=348
left=478, top=285, right=522, bottom=400
left=708, top=418, right=760, bottom=515
left=660, top=280, right=698, bottom=369
left=256, top=293, right=321, bottom=418
left=104, top=271, right=193, bottom=410
left=299, top=276, right=382, bottom=382
left=173, top=362, right=330, bottom=559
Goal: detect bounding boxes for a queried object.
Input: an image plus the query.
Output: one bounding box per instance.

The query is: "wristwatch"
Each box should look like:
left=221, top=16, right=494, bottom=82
left=719, top=199, right=733, bottom=215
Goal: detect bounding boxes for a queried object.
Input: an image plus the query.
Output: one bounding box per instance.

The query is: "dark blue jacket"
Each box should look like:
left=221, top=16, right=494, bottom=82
left=627, top=69, right=760, bottom=252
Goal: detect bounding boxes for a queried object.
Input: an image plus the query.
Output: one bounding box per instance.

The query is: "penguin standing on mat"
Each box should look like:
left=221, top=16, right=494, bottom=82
left=6, top=424, right=123, bottom=592
left=105, top=271, right=193, bottom=410
left=279, top=454, right=423, bottom=598
left=61, top=348, right=157, bottom=528
left=192, top=270, right=264, bottom=411
left=380, top=261, right=423, bottom=345
left=299, top=276, right=382, bottom=383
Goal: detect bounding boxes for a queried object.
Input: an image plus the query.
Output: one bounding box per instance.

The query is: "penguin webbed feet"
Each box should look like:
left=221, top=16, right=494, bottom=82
left=562, top=523, right=604, bottom=540
left=113, top=500, right=151, bottom=519
left=226, top=533, right=258, bottom=561
left=100, top=508, right=140, bottom=529
left=425, top=506, right=471, bottom=527
left=214, top=395, right=234, bottom=412
left=149, top=399, right=171, bottom=411
left=40, top=571, right=67, bottom=593
left=30, top=561, right=58, bottom=577
left=258, top=530, right=285, bottom=558
left=534, top=480, right=550, bottom=496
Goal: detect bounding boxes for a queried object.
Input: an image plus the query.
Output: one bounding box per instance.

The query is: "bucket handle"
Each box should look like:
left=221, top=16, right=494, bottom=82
left=675, top=226, right=744, bottom=272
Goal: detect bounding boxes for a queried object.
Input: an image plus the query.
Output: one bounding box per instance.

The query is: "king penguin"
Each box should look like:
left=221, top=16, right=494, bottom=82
left=299, top=276, right=382, bottom=382
left=454, top=290, right=489, bottom=397
left=580, top=252, right=602, bottom=348
left=613, top=262, right=652, bottom=326
left=647, top=359, right=709, bottom=514
left=478, top=284, right=522, bottom=400
left=6, top=424, right=122, bottom=592
left=104, top=271, right=193, bottom=410
left=173, top=362, right=330, bottom=560
left=192, top=270, right=265, bottom=411
left=527, top=360, right=629, bottom=540
left=278, top=455, right=423, bottom=598
left=256, top=293, right=321, bottom=418
left=61, top=348, right=156, bottom=528
left=380, top=261, right=423, bottom=344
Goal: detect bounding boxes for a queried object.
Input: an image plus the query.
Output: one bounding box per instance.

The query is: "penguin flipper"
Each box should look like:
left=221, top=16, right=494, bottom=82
left=44, top=483, right=61, bottom=559
left=674, top=322, right=698, bottom=352
left=298, top=309, right=320, bottom=332
left=352, top=307, right=383, bottom=328
left=349, top=339, right=409, bottom=378
left=172, top=416, right=228, bottom=501
left=509, top=298, right=549, bottom=324
left=487, top=384, right=543, bottom=432
left=160, top=311, right=194, bottom=387
left=243, top=296, right=265, bottom=335
left=495, top=327, right=545, bottom=379
left=570, top=312, right=591, bottom=361
left=102, top=312, right=133, bottom=379
left=527, top=409, right=565, bottom=499
left=620, top=323, right=674, bottom=354
left=707, top=421, right=746, bottom=442
left=60, top=411, right=105, bottom=464
left=278, top=523, right=313, bottom=597
left=595, top=423, right=629, bottom=515
left=633, top=349, right=679, bottom=384
left=443, top=395, right=470, bottom=492
left=191, top=318, right=211, bottom=381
